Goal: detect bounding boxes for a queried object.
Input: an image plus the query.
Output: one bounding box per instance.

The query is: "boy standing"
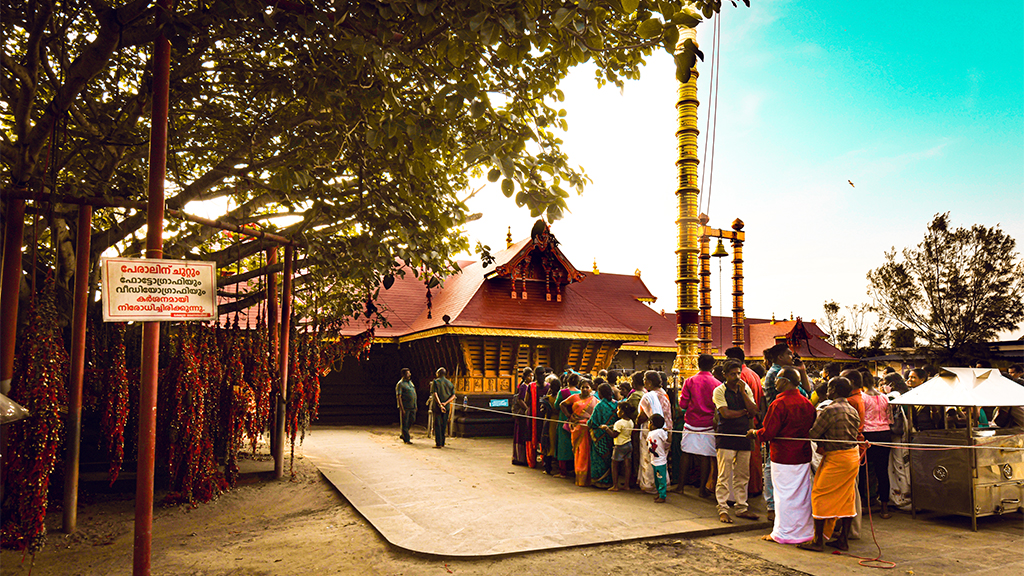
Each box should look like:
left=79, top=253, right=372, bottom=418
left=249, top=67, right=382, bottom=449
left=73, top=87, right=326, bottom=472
left=647, top=413, right=670, bottom=503
left=601, top=403, right=635, bottom=491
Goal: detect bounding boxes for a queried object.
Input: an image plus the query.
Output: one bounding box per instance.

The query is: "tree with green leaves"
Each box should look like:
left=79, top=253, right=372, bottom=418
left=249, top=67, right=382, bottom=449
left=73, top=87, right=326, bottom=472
left=2, top=0, right=743, bottom=322
left=867, top=213, right=1024, bottom=359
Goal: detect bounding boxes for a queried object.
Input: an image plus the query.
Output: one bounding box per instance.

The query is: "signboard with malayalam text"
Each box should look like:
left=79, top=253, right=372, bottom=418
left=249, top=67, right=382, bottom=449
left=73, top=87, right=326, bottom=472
left=101, top=258, right=217, bottom=322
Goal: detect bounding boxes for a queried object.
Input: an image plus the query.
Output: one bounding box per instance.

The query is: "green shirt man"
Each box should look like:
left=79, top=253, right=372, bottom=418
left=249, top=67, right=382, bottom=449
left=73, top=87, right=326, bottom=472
left=396, top=368, right=417, bottom=443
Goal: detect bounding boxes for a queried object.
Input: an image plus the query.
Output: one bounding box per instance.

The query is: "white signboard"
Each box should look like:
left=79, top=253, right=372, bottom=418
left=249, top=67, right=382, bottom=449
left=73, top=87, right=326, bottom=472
left=101, top=258, right=218, bottom=322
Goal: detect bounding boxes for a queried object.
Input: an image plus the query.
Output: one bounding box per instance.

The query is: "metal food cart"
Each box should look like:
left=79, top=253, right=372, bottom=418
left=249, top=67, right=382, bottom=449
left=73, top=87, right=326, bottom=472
left=890, top=367, right=1024, bottom=530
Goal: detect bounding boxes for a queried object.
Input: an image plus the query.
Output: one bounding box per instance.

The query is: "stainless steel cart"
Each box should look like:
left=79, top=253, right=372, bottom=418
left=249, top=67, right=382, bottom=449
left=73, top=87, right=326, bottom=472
left=892, top=367, right=1024, bottom=530
left=909, top=426, right=1024, bottom=530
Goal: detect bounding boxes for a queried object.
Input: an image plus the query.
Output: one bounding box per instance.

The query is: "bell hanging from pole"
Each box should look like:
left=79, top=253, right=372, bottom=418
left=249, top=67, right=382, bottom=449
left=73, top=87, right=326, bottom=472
left=711, top=238, right=729, bottom=258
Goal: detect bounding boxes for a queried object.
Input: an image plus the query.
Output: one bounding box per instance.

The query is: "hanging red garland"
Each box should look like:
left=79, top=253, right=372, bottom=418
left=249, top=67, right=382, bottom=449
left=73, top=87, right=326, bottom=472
left=101, top=322, right=131, bottom=485
left=82, top=317, right=104, bottom=413
left=244, top=314, right=273, bottom=454
left=222, top=316, right=246, bottom=485
left=285, top=328, right=306, bottom=479
left=0, top=275, right=69, bottom=552
left=164, top=323, right=227, bottom=505
left=307, top=324, right=322, bottom=423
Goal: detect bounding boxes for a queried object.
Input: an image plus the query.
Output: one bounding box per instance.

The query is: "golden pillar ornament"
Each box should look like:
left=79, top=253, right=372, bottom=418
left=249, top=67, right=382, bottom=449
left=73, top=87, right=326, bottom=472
left=673, top=26, right=701, bottom=378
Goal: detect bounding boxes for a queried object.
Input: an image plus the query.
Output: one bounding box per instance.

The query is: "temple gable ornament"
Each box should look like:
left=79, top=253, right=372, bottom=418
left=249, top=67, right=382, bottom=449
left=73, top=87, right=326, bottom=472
left=486, top=221, right=584, bottom=302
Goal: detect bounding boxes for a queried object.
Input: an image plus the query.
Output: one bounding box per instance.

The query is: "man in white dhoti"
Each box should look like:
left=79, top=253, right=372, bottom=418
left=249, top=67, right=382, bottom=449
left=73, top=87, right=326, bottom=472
left=677, top=354, right=719, bottom=497
left=749, top=367, right=817, bottom=544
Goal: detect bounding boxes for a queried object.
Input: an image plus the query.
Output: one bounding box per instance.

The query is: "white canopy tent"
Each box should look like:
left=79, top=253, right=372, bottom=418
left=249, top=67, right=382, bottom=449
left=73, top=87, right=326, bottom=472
left=890, top=367, right=1024, bottom=407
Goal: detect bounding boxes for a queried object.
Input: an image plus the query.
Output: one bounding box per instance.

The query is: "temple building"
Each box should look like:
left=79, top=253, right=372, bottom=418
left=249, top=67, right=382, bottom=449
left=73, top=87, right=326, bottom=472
left=326, top=224, right=659, bottom=434
left=323, top=223, right=853, bottom=435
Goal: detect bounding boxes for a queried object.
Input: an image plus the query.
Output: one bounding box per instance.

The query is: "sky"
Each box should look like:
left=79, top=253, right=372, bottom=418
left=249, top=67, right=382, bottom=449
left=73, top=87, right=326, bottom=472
left=460, top=0, right=1024, bottom=342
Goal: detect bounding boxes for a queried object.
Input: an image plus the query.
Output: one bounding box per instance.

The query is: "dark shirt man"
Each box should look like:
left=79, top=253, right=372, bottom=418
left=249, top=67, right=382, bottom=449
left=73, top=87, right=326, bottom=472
left=712, top=360, right=759, bottom=523
left=430, top=368, right=455, bottom=448
left=396, top=368, right=417, bottom=444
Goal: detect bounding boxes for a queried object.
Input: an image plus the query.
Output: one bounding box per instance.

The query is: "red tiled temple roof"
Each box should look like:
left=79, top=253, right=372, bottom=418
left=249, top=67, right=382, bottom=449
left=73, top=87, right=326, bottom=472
left=623, top=313, right=854, bottom=361
left=339, top=240, right=655, bottom=342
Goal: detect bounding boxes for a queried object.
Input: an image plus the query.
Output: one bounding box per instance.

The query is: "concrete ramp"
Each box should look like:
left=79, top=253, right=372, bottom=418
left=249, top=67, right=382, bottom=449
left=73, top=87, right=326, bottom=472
left=303, top=425, right=769, bottom=557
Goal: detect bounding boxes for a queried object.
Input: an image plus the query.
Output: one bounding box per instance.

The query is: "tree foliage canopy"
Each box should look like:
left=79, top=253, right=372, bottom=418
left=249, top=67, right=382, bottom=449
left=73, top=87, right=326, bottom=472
left=867, top=213, right=1024, bottom=356
left=2, top=0, right=740, bottom=321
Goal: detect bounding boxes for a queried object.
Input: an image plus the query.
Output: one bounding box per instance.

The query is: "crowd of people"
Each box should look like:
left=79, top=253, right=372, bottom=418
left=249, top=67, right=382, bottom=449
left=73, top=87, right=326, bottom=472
left=498, top=349, right=1024, bottom=552
left=395, top=355, right=1024, bottom=551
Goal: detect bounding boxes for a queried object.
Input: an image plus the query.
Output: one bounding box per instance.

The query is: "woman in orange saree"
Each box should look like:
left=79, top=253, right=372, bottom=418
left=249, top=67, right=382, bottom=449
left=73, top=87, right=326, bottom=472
left=570, top=380, right=599, bottom=487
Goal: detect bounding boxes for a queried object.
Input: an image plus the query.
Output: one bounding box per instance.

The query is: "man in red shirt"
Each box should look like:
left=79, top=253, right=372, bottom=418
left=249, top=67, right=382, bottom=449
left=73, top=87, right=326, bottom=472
left=749, top=367, right=816, bottom=544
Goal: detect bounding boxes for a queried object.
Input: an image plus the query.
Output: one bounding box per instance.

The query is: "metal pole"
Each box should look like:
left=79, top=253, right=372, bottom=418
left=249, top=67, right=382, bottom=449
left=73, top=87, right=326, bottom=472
left=62, top=204, right=91, bottom=533
left=672, top=26, right=702, bottom=378
left=274, top=245, right=293, bottom=479
left=133, top=0, right=170, bottom=572
left=0, top=198, right=26, bottom=395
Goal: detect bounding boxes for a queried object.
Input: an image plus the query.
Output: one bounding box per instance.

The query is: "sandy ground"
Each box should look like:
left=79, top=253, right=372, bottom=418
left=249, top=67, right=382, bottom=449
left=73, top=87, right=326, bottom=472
left=1, top=449, right=806, bottom=576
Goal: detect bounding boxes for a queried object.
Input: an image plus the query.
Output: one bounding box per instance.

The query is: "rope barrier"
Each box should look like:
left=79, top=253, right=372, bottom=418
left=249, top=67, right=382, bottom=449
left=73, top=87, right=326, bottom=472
left=455, top=397, right=1023, bottom=570
left=460, top=402, right=1024, bottom=452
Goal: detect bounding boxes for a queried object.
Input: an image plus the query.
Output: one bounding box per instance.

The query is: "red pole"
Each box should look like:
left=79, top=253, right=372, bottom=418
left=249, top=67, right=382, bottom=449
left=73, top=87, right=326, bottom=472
left=0, top=197, right=26, bottom=504
left=266, top=248, right=278, bottom=462
left=134, top=1, right=170, bottom=573
left=0, top=198, right=26, bottom=396
left=62, top=204, right=92, bottom=533
left=274, top=245, right=293, bottom=479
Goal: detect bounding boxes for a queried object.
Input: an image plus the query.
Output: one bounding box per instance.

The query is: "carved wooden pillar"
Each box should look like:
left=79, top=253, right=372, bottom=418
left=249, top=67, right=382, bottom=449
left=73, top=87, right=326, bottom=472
left=698, top=214, right=712, bottom=353
left=731, top=219, right=745, bottom=349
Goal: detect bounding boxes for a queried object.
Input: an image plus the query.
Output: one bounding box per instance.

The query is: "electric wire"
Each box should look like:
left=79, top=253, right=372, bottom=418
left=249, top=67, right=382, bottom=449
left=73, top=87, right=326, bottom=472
left=705, top=12, right=723, bottom=218
left=697, top=14, right=718, bottom=215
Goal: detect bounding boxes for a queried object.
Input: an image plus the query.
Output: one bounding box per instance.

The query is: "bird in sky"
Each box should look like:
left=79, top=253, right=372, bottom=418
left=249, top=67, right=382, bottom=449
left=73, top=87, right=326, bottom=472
left=848, top=180, right=855, bottom=187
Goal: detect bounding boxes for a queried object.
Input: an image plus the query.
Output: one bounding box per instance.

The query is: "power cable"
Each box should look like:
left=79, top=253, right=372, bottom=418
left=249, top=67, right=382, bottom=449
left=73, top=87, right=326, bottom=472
left=704, top=12, right=723, bottom=218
